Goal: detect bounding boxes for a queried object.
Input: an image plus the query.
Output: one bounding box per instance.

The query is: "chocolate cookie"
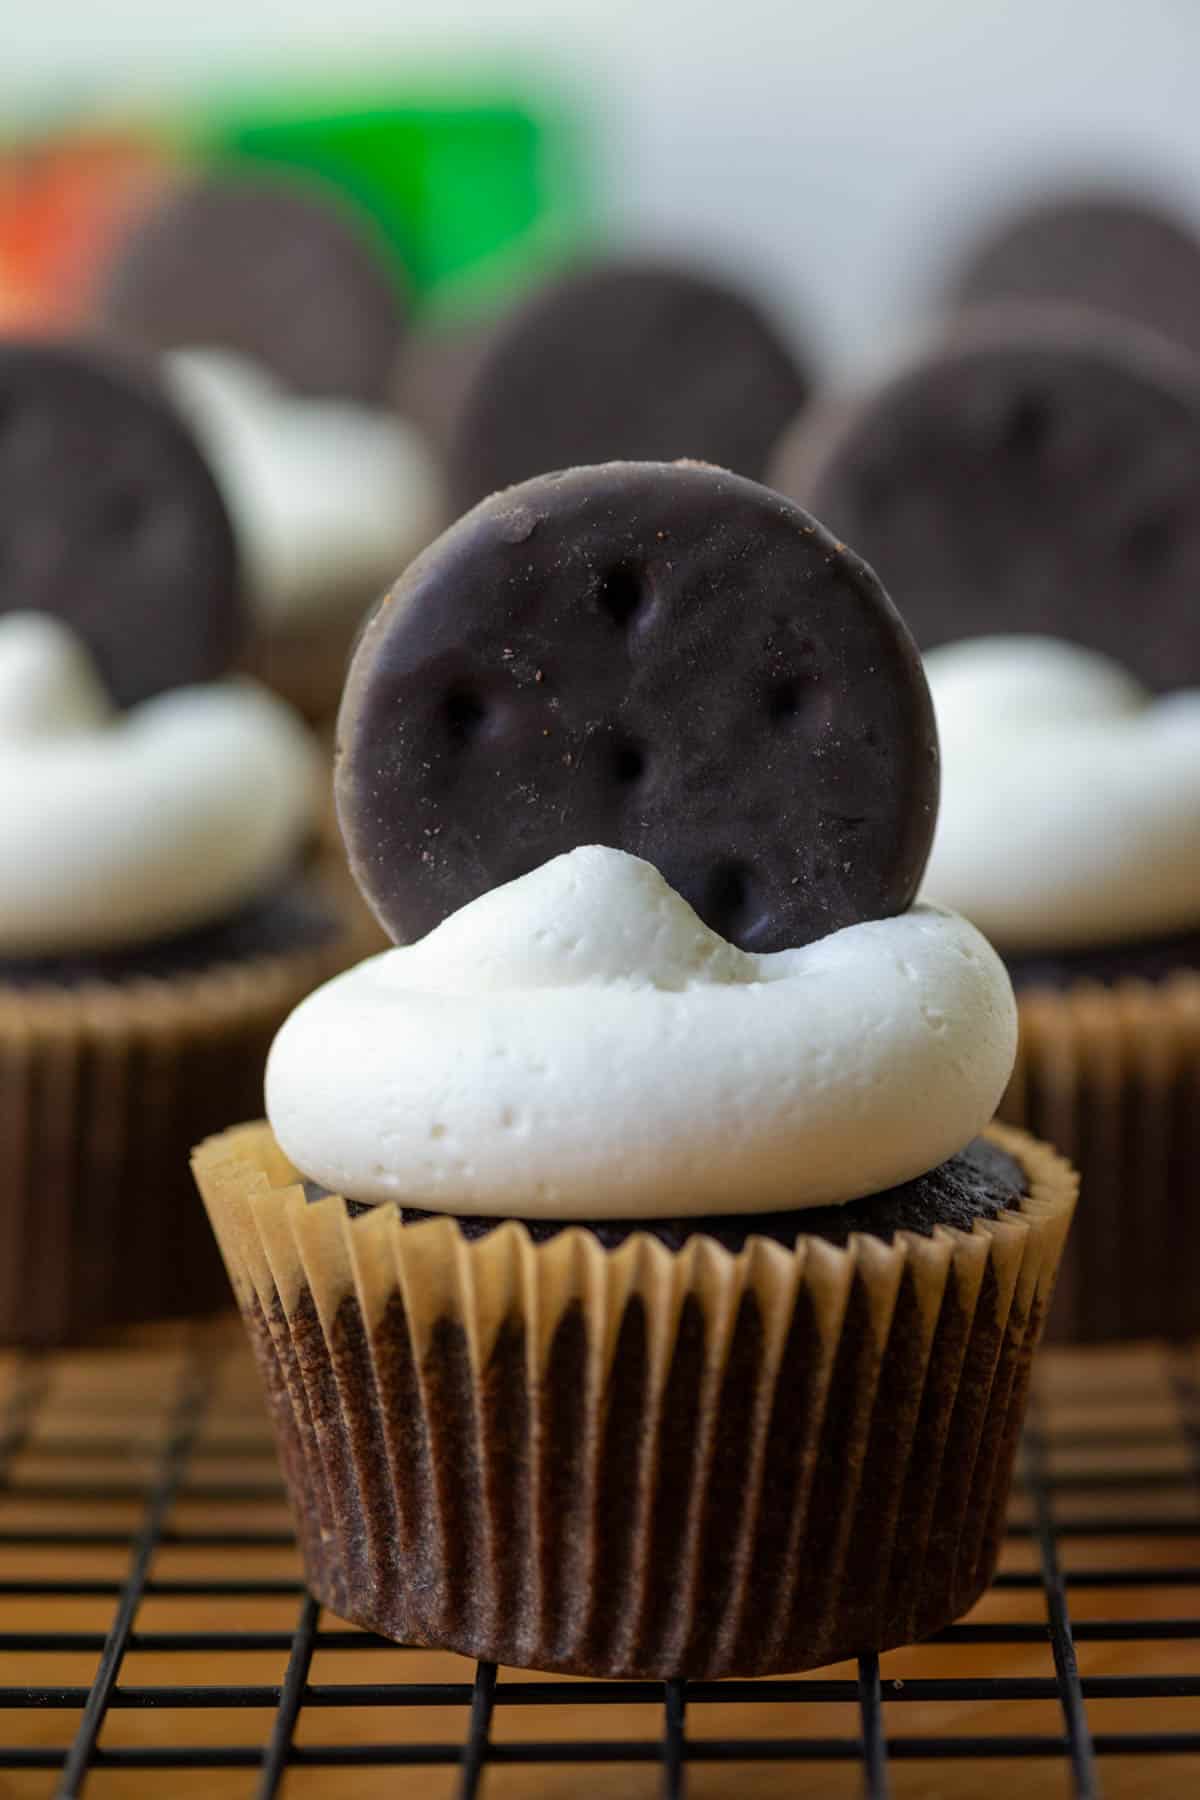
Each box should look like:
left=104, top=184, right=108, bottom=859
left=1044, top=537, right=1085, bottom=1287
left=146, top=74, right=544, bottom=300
left=948, top=189, right=1200, bottom=360
left=336, top=460, right=937, bottom=952
left=96, top=171, right=407, bottom=404
left=0, top=339, right=242, bottom=707
left=447, top=259, right=811, bottom=512
left=769, top=315, right=1200, bottom=691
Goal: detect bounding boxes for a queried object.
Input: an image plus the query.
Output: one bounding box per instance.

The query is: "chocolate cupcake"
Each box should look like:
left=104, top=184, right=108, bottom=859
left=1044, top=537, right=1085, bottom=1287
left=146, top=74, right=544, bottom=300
left=0, top=339, right=359, bottom=1343
left=768, top=313, right=1200, bottom=1343
left=194, top=461, right=1075, bottom=1679
left=921, top=636, right=1200, bottom=1343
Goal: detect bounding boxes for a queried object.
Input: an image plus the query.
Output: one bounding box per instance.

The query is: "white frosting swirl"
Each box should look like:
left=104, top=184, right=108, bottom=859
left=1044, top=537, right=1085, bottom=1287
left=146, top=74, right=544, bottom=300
left=0, top=613, right=321, bottom=955
left=921, top=636, right=1200, bottom=952
left=164, top=349, right=444, bottom=630
left=267, top=846, right=1016, bottom=1217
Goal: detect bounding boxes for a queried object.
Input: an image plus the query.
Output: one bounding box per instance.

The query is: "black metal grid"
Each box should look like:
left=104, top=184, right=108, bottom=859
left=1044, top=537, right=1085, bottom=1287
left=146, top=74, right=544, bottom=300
left=0, top=1326, right=1196, bottom=1798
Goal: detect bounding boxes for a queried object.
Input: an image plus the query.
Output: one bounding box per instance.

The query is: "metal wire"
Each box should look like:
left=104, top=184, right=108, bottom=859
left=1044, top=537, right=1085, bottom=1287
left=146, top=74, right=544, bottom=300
left=0, top=1333, right=1194, bottom=1799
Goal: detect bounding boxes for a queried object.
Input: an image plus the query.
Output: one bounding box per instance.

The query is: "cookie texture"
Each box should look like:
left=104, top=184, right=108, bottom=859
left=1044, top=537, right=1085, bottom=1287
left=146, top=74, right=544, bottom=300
left=336, top=460, right=937, bottom=952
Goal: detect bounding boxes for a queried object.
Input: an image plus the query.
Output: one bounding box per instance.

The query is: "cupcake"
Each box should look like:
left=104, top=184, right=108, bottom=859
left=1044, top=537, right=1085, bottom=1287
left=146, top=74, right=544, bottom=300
left=92, top=168, right=442, bottom=722
left=0, top=338, right=355, bottom=1344
left=921, top=636, right=1200, bottom=1343
left=768, top=313, right=1200, bottom=1343
left=194, top=461, right=1075, bottom=1678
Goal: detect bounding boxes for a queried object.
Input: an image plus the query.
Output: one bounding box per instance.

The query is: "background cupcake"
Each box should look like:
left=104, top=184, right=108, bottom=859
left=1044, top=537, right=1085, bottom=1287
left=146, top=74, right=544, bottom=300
left=920, top=636, right=1200, bottom=1343
left=0, top=338, right=358, bottom=1343
left=195, top=460, right=1076, bottom=1678
left=770, top=314, right=1200, bottom=1342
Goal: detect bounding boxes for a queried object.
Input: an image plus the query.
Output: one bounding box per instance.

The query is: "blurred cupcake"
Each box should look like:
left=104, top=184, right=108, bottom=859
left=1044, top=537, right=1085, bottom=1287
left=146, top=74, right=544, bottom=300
left=922, top=636, right=1200, bottom=1343
left=0, top=338, right=357, bottom=1343
left=769, top=314, right=1200, bottom=1343
left=92, top=166, right=444, bottom=721
left=194, top=462, right=1075, bottom=1678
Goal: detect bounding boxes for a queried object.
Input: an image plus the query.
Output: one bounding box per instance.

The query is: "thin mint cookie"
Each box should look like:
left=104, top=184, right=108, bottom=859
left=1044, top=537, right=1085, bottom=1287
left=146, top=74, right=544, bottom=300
left=948, top=189, right=1200, bottom=359
left=336, top=459, right=937, bottom=952
left=448, top=259, right=811, bottom=512
left=0, top=339, right=242, bottom=706
left=97, top=172, right=407, bottom=404
left=769, top=315, right=1200, bottom=691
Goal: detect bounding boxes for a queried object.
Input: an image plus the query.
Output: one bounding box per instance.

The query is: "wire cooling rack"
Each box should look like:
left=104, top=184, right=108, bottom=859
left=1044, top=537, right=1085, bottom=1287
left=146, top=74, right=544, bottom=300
left=0, top=1323, right=1196, bottom=1799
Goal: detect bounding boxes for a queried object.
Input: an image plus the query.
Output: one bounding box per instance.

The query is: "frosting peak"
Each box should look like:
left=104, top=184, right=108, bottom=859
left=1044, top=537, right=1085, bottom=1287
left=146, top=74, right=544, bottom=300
left=0, top=613, right=111, bottom=740
left=267, top=847, right=1017, bottom=1218
left=396, top=846, right=752, bottom=995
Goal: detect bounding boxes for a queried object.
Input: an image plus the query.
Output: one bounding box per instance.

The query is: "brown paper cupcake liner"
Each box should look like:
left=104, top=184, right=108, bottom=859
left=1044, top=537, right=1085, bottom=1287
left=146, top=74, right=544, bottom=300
left=0, top=933, right=353, bottom=1347
left=193, top=1122, right=1076, bottom=1679
left=1001, top=974, right=1200, bottom=1343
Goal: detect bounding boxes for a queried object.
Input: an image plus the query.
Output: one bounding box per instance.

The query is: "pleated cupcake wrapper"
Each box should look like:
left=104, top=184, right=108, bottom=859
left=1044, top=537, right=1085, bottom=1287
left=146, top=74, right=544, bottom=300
left=194, top=1122, right=1076, bottom=1679
left=0, top=940, right=347, bottom=1347
left=1001, top=973, right=1200, bottom=1343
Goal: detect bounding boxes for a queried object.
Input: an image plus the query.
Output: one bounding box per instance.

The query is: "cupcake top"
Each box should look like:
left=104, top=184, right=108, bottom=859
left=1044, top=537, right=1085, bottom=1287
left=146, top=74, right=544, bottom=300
left=267, top=460, right=1017, bottom=1218
left=921, top=634, right=1200, bottom=953
left=267, top=844, right=1015, bottom=1216
left=163, top=349, right=444, bottom=633
left=0, top=613, right=318, bottom=956
left=768, top=310, right=1200, bottom=692
left=0, top=341, right=321, bottom=958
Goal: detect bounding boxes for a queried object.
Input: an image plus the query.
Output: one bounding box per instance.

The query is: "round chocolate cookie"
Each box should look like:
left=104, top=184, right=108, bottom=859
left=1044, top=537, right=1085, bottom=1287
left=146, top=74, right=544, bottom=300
left=769, top=315, right=1200, bottom=690
left=0, top=339, right=242, bottom=707
left=336, top=460, right=937, bottom=953
left=96, top=171, right=407, bottom=405
left=447, top=259, right=811, bottom=513
left=948, top=189, right=1200, bottom=360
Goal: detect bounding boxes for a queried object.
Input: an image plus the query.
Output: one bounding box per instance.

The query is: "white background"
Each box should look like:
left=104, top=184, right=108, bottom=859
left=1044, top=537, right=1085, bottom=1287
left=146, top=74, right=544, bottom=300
left=3, top=0, right=1196, bottom=366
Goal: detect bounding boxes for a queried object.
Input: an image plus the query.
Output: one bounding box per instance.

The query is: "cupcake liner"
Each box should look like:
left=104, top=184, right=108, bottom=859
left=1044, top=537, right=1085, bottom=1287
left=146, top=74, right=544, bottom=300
left=0, top=938, right=347, bottom=1346
left=194, top=1122, right=1076, bottom=1679
left=1001, top=974, right=1200, bottom=1343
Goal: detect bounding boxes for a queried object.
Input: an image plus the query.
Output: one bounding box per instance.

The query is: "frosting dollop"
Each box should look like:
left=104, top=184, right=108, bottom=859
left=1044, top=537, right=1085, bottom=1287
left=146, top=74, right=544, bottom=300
left=267, top=845, right=1016, bottom=1217
left=921, top=636, right=1200, bottom=952
left=0, top=613, right=321, bottom=955
left=164, top=349, right=444, bottom=630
